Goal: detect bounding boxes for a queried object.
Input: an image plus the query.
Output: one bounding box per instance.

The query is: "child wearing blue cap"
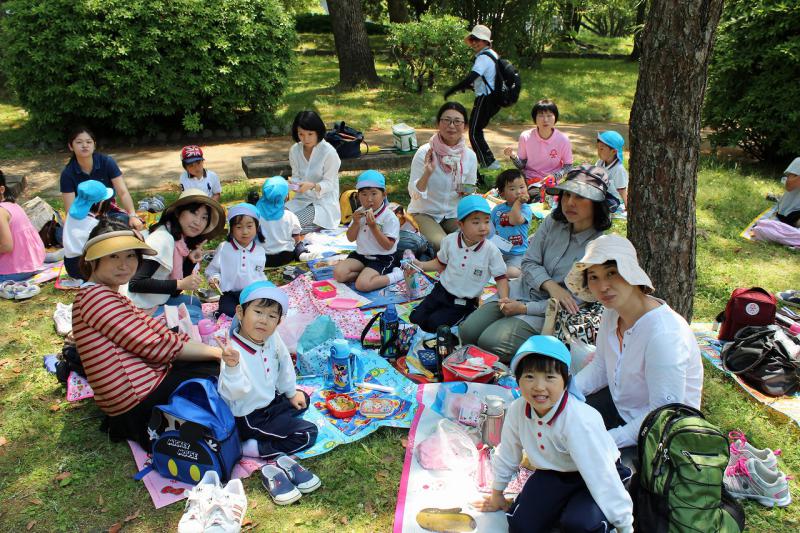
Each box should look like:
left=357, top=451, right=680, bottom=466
left=333, top=170, right=404, bottom=291
left=596, top=130, right=628, bottom=208
left=407, top=194, right=508, bottom=332
left=473, top=335, right=633, bottom=533
left=216, top=281, right=320, bottom=505
left=63, top=179, right=114, bottom=279
left=256, top=176, right=304, bottom=267
left=206, top=203, right=267, bottom=318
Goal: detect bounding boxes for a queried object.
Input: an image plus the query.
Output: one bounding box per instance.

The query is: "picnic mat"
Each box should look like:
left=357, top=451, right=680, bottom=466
left=304, top=226, right=357, bottom=255
left=740, top=205, right=777, bottom=240
left=394, top=383, right=522, bottom=533
left=25, top=261, right=63, bottom=285
left=692, top=324, right=800, bottom=428
left=54, top=265, right=83, bottom=290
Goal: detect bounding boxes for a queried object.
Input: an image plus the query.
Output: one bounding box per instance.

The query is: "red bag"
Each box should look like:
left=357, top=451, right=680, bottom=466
left=717, top=287, right=777, bottom=341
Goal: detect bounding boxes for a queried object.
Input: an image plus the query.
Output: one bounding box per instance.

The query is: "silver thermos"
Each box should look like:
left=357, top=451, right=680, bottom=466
left=480, top=395, right=506, bottom=447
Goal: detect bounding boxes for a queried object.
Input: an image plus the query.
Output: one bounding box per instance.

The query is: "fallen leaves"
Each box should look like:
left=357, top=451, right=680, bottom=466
left=400, top=436, right=408, bottom=448
left=107, top=523, right=121, bottom=533
left=48, top=404, right=61, bottom=412
left=374, top=470, right=390, bottom=482
left=0, top=436, right=7, bottom=447
left=106, top=508, right=140, bottom=533
left=28, top=498, right=43, bottom=506
left=26, top=520, right=36, bottom=530
left=53, top=471, right=72, bottom=487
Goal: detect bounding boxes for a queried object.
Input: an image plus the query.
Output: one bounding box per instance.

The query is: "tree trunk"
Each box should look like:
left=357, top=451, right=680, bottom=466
left=627, top=0, right=724, bottom=321
left=328, top=0, right=381, bottom=88
left=629, top=0, right=647, bottom=61
left=388, top=0, right=410, bottom=23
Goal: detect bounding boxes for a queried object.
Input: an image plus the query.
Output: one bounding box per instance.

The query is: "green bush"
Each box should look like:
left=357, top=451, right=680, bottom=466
left=0, top=0, right=297, bottom=136
left=703, top=0, right=800, bottom=161
left=387, top=14, right=473, bottom=93
left=294, top=13, right=387, bottom=35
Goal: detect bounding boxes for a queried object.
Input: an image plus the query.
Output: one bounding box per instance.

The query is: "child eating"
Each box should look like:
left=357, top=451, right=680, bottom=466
left=408, top=195, right=509, bottom=333
left=179, top=145, right=221, bottom=201
left=217, top=281, right=320, bottom=505
left=474, top=335, right=633, bottom=533
left=333, top=170, right=404, bottom=291
left=595, top=130, right=629, bottom=208
left=490, top=169, right=532, bottom=279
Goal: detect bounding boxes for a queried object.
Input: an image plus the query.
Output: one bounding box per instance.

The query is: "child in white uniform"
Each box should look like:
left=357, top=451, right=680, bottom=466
left=333, top=170, right=404, bottom=292
left=595, top=130, right=628, bottom=209
left=63, top=180, right=113, bottom=279
left=256, top=176, right=303, bottom=267
left=206, top=203, right=267, bottom=318
left=474, top=335, right=633, bottom=533
left=178, top=145, right=221, bottom=201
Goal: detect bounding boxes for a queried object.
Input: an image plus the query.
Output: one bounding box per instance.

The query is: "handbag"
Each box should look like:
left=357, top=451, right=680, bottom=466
left=721, top=325, right=800, bottom=397
left=325, top=121, right=367, bottom=159
left=552, top=301, right=604, bottom=346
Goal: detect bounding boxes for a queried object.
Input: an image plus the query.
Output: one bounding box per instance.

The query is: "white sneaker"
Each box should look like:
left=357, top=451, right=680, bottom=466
left=724, top=457, right=792, bottom=507
left=177, top=470, right=221, bottom=533
left=53, top=302, right=73, bottom=336
left=728, top=430, right=780, bottom=472
left=12, top=282, right=40, bottom=300
left=205, top=479, right=248, bottom=533
left=485, top=160, right=502, bottom=171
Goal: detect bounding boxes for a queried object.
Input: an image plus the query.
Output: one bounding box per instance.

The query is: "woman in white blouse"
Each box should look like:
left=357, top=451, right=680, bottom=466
left=567, top=234, right=703, bottom=451
left=286, top=111, right=341, bottom=233
left=407, top=102, right=478, bottom=250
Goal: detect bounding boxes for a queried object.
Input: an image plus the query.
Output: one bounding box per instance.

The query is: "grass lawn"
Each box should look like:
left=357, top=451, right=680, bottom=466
left=1, top=159, right=799, bottom=532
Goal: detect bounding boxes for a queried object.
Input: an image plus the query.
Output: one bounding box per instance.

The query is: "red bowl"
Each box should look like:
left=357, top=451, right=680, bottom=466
left=325, top=394, right=358, bottom=418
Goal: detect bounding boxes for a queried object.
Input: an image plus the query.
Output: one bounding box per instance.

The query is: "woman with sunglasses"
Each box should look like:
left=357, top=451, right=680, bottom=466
left=407, top=102, right=479, bottom=251
left=459, top=164, right=615, bottom=362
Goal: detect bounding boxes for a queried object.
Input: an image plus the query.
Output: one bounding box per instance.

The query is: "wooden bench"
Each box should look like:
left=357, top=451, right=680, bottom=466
left=241, top=150, right=416, bottom=179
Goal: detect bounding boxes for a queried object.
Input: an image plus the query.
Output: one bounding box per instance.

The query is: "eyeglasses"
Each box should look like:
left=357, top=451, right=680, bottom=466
left=439, top=118, right=465, bottom=127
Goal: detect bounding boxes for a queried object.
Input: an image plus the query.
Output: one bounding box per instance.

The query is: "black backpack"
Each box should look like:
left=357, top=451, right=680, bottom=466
left=479, top=50, right=522, bottom=107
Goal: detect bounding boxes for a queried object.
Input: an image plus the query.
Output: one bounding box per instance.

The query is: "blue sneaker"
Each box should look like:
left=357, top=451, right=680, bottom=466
left=276, top=455, right=321, bottom=494
left=260, top=464, right=302, bottom=505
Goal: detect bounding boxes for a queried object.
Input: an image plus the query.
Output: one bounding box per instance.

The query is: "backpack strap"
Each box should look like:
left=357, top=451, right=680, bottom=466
left=133, top=464, right=154, bottom=481
left=477, top=49, right=499, bottom=92
left=360, top=312, right=382, bottom=349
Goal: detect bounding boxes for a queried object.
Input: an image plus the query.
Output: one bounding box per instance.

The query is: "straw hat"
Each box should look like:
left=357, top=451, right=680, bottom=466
left=163, top=188, right=226, bottom=237
left=565, top=234, right=654, bottom=302
left=83, top=230, right=156, bottom=261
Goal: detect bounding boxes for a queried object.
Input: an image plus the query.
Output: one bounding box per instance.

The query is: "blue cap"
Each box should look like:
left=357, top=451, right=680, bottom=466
left=69, top=180, right=114, bottom=220
left=456, top=194, right=491, bottom=220
left=510, top=335, right=585, bottom=401
left=356, top=169, right=386, bottom=190
left=256, top=176, right=289, bottom=221
left=238, top=280, right=289, bottom=316
left=227, top=202, right=259, bottom=223
left=597, top=131, right=625, bottom=163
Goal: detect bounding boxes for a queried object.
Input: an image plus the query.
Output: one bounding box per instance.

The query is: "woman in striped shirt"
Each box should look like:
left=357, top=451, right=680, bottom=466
left=72, top=220, right=222, bottom=449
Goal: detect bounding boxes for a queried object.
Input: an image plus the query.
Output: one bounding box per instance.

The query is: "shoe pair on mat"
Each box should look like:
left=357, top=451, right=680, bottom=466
left=178, top=471, right=247, bottom=533
left=0, top=280, right=41, bottom=300
left=260, top=455, right=321, bottom=505
left=723, top=430, right=792, bottom=508
left=137, top=195, right=165, bottom=213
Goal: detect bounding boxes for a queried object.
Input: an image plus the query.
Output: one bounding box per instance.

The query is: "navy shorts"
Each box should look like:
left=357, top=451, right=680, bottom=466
left=347, top=250, right=399, bottom=275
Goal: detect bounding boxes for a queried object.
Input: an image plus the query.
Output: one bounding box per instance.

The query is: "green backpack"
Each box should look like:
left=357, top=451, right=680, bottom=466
left=630, top=404, right=746, bottom=533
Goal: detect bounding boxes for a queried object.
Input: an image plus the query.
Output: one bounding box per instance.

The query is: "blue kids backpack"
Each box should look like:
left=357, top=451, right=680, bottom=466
left=136, top=378, right=242, bottom=485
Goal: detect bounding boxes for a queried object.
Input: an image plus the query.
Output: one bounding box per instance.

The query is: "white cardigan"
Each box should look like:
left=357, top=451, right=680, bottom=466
left=286, top=139, right=341, bottom=229
left=407, top=142, right=478, bottom=222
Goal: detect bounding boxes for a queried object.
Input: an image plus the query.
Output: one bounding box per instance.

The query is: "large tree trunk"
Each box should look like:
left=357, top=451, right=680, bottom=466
left=388, top=0, right=410, bottom=23
left=627, top=0, right=724, bottom=321
left=629, top=0, right=648, bottom=61
left=328, top=0, right=381, bottom=88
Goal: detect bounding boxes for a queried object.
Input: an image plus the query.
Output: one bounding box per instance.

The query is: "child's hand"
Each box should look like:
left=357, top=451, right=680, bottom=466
left=297, top=182, right=316, bottom=194
left=216, top=336, right=240, bottom=367
left=188, top=241, right=208, bottom=263
left=503, top=147, right=517, bottom=159
left=471, top=491, right=510, bottom=512
left=364, top=209, right=377, bottom=227
left=289, top=391, right=307, bottom=410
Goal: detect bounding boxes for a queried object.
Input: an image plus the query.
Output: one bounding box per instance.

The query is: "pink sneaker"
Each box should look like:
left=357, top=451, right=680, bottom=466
left=724, top=457, right=792, bottom=508
left=728, top=430, right=780, bottom=472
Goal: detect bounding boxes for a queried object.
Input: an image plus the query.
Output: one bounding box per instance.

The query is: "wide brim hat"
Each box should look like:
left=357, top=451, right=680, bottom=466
left=83, top=230, right=156, bottom=262
left=546, top=164, right=609, bottom=203
left=466, top=24, right=492, bottom=43
left=163, top=188, right=226, bottom=237
left=784, top=157, right=800, bottom=176
left=565, top=234, right=654, bottom=302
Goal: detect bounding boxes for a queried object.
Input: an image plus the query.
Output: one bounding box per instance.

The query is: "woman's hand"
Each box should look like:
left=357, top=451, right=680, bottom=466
left=178, top=271, right=203, bottom=292
left=423, top=149, right=437, bottom=177
left=503, top=147, right=517, bottom=159
left=289, top=391, right=307, bottom=410
left=471, top=490, right=510, bottom=513
left=543, top=281, right=580, bottom=314
left=498, top=298, right=526, bottom=316
left=297, top=182, right=317, bottom=194
left=188, top=241, right=207, bottom=263
left=128, top=215, right=145, bottom=231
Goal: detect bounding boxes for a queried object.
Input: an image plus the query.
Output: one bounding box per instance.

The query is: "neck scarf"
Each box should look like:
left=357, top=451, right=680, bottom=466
left=429, top=133, right=466, bottom=189
left=171, top=237, right=190, bottom=280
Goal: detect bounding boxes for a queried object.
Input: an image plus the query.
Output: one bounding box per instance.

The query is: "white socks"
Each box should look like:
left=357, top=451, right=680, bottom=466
left=242, top=439, right=260, bottom=457
left=387, top=267, right=404, bottom=284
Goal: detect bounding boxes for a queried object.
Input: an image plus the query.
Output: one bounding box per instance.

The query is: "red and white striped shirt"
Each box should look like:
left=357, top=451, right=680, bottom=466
left=73, top=284, right=189, bottom=416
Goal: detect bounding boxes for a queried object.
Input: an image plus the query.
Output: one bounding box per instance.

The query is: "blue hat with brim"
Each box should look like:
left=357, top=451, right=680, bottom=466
left=510, top=335, right=585, bottom=401
left=597, top=131, right=625, bottom=164
left=69, top=180, right=114, bottom=220
left=456, top=194, right=491, bottom=220
left=227, top=202, right=259, bottom=223
left=356, top=170, right=386, bottom=190
left=256, top=176, right=289, bottom=221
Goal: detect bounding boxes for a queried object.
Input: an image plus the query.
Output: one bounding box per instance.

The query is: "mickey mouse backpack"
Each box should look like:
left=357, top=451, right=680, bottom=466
left=136, top=378, right=242, bottom=485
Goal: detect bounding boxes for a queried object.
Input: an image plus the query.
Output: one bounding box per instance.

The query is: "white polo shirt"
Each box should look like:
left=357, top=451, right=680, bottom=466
left=260, top=212, right=302, bottom=255
left=437, top=232, right=507, bottom=299
left=205, top=239, right=267, bottom=293
left=63, top=214, right=99, bottom=259
left=355, top=201, right=400, bottom=256
left=574, top=300, right=704, bottom=448
left=179, top=169, right=222, bottom=197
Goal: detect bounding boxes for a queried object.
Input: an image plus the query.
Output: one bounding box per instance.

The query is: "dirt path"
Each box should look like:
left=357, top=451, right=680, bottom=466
left=2, top=121, right=630, bottom=199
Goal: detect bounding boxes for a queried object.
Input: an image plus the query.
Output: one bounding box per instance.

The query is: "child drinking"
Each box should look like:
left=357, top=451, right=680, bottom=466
left=490, top=169, right=532, bottom=279
left=596, top=130, right=629, bottom=208
left=63, top=180, right=113, bottom=280
left=179, top=145, right=222, bottom=202
left=333, top=170, right=404, bottom=291
left=216, top=281, right=320, bottom=505
left=408, top=195, right=509, bottom=333
left=474, top=335, right=633, bottom=533
left=206, top=203, right=268, bottom=318
left=256, top=176, right=304, bottom=267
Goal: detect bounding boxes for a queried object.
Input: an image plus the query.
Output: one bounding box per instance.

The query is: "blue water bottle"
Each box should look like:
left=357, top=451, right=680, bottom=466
left=380, top=303, right=399, bottom=359
left=330, top=339, right=352, bottom=392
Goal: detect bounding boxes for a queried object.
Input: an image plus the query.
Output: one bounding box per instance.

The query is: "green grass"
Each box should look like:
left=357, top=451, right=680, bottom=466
left=1, top=161, right=800, bottom=532
left=551, top=33, right=635, bottom=55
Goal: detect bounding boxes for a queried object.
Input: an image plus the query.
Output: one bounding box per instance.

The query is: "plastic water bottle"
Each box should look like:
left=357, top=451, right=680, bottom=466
left=330, top=339, right=352, bottom=392
left=380, top=304, right=399, bottom=359
left=401, top=250, right=422, bottom=299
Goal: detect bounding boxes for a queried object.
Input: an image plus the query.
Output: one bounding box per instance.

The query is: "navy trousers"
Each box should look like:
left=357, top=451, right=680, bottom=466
left=507, top=462, right=632, bottom=533
left=235, top=391, right=318, bottom=459
left=409, top=283, right=478, bottom=333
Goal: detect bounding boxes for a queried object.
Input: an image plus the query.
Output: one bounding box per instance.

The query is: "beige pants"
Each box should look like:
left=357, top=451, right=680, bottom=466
left=413, top=214, right=459, bottom=251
